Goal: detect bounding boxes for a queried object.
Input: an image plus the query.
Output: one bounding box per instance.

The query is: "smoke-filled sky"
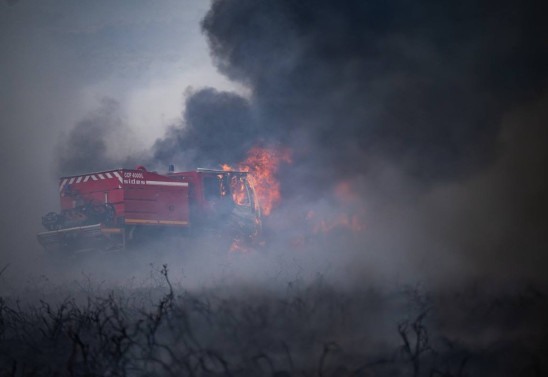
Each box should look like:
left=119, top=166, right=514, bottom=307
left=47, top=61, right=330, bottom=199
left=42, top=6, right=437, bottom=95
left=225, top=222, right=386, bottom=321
left=1, top=0, right=547, bottom=287
left=0, top=0, right=238, bottom=258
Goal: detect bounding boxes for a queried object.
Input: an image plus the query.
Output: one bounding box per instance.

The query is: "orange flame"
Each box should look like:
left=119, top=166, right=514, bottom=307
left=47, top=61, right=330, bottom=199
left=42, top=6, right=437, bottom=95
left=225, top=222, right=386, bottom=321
left=229, top=174, right=250, bottom=206
left=222, top=146, right=291, bottom=216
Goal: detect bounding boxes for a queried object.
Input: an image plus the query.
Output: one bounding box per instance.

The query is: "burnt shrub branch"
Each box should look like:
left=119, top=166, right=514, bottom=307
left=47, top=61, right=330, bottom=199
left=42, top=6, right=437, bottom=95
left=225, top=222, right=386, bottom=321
left=0, top=274, right=547, bottom=376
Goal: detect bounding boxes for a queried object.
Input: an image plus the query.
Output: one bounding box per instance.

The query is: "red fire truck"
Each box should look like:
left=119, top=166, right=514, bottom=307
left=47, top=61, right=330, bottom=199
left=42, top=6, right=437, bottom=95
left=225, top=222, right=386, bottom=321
left=37, top=166, right=261, bottom=252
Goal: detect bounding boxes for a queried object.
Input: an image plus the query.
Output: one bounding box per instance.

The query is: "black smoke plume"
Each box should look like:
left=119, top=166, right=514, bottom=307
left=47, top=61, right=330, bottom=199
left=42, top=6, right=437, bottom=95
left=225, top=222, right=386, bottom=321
left=54, top=0, right=548, bottom=283
left=151, top=0, right=548, bottom=187
left=152, top=88, right=257, bottom=169
left=59, top=0, right=548, bottom=190
left=150, top=0, right=548, bottom=282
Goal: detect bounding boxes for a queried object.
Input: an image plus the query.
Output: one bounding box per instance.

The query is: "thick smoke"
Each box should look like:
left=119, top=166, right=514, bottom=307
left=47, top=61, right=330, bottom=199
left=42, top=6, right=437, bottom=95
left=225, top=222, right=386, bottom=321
left=60, top=0, right=548, bottom=187
left=197, top=0, right=547, bottom=184
left=150, top=0, right=547, bottom=284
left=53, top=0, right=548, bottom=285
left=152, top=88, right=257, bottom=169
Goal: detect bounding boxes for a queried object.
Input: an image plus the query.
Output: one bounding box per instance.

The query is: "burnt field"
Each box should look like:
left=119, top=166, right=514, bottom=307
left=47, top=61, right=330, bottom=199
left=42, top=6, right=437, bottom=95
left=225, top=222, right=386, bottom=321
left=1, top=260, right=547, bottom=377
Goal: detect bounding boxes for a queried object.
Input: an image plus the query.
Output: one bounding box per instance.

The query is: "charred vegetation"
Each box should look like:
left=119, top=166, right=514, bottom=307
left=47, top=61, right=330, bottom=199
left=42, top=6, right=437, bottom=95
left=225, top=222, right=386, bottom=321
left=1, top=269, right=546, bottom=377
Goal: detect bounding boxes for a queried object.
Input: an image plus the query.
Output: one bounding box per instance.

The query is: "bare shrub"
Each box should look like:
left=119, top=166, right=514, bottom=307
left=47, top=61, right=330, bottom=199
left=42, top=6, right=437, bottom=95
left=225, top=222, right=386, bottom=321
left=0, top=270, right=546, bottom=376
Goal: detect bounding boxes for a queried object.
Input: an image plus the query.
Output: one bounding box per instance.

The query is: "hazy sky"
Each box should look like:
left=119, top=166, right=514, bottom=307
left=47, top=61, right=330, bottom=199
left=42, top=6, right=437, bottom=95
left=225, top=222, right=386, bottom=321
left=0, top=0, right=239, bottom=257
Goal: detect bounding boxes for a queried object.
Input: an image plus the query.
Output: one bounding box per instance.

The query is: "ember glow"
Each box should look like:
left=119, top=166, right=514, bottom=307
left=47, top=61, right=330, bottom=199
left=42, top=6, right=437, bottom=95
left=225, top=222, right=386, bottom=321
left=307, top=180, right=367, bottom=235
left=222, top=146, right=292, bottom=216
left=307, top=210, right=366, bottom=234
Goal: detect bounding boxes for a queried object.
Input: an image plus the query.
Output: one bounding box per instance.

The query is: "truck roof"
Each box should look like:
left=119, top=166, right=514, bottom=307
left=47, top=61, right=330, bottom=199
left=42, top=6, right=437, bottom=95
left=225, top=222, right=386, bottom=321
left=60, top=167, right=249, bottom=180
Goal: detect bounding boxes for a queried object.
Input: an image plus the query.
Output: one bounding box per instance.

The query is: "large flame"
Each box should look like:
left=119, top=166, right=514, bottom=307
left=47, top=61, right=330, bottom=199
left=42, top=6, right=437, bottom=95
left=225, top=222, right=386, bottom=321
left=221, top=148, right=365, bottom=253
left=222, top=146, right=291, bottom=216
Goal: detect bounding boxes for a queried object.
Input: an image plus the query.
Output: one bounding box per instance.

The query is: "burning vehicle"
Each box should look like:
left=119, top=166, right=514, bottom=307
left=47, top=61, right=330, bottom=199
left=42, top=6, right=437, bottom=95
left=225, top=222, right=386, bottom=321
left=37, top=166, right=262, bottom=253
